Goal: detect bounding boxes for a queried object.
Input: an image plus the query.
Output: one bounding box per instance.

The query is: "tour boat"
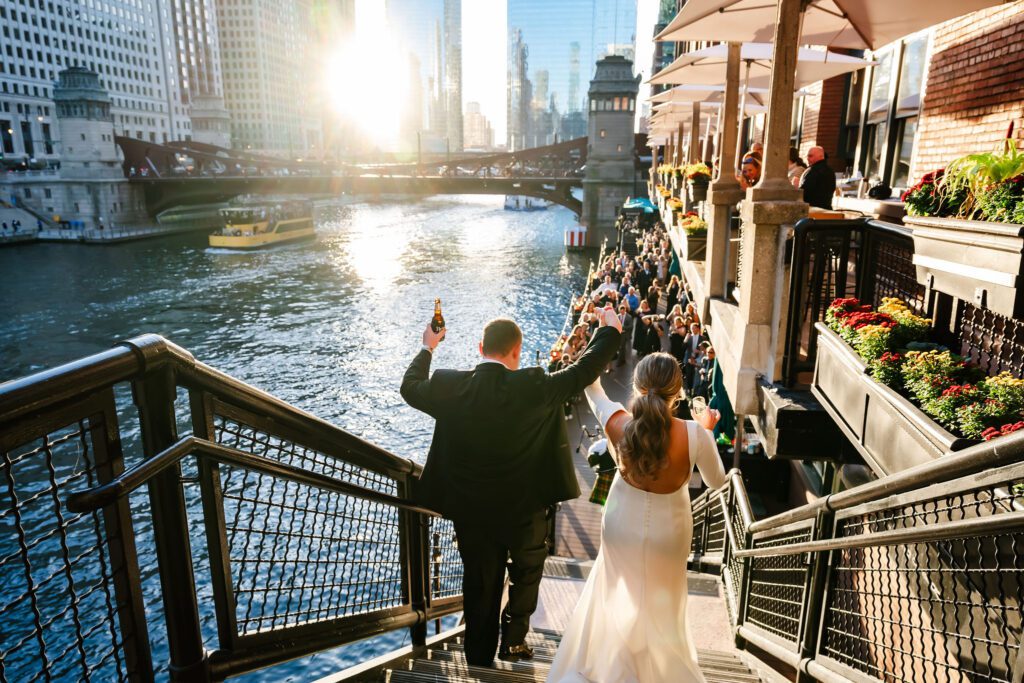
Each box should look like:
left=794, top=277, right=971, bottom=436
left=208, top=201, right=315, bottom=249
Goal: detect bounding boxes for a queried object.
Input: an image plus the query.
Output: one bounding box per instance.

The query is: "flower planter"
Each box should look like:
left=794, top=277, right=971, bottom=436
left=670, top=225, right=706, bottom=262
left=688, top=180, right=709, bottom=204
left=811, top=323, right=976, bottom=476
left=904, top=216, right=1024, bottom=318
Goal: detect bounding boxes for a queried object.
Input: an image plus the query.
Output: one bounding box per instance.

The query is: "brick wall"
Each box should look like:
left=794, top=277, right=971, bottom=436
left=910, top=4, right=1024, bottom=182
left=799, top=74, right=848, bottom=172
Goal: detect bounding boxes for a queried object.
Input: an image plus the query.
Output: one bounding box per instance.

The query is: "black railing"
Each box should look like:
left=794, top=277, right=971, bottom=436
left=783, top=218, right=927, bottom=387
left=689, top=433, right=1024, bottom=682
left=0, top=335, right=462, bottom=682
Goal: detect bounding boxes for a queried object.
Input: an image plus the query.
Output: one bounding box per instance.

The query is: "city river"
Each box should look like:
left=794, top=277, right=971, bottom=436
left=0, top=195, right=589, bottom=680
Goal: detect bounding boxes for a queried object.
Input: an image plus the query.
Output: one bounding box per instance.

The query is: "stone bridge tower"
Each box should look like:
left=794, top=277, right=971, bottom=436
left=583, top=56, right=640, bottom=248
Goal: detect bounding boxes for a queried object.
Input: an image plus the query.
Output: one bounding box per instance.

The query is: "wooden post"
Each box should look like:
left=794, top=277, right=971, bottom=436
left=756, top=0, right=805, bottom=196
left=735, top=60, right=753, bottom=173
left=689, top=101, right=701, bottom=164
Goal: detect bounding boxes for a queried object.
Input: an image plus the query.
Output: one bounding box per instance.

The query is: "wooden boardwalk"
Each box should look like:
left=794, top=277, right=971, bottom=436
left=553, top=356, right=634, bottom=560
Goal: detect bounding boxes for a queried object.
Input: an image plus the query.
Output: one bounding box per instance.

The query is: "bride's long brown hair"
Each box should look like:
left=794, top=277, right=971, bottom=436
left=618, top=353, right=682, bottom=479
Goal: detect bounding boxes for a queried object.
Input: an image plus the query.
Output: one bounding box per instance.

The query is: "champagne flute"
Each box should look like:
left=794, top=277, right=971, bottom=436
left=691, top=396, right=707, bottom=420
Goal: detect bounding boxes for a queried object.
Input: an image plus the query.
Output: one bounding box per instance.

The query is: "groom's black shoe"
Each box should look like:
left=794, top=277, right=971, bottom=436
left=498, top=643, right=534, bottom=663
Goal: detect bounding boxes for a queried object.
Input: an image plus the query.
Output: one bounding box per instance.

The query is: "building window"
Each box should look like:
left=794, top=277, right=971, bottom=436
left=849, top=31, right=930, bottom=188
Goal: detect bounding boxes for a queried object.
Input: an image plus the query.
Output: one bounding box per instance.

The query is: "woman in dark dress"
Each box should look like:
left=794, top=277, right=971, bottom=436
left=665, top=275, right=681, bottom=314
left=633, top=300, right=653, bottom=354
left=668, top=315, right=688, bottom=367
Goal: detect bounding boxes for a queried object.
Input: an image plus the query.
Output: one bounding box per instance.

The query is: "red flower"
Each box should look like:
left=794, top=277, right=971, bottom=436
left=841, top=311, right=896, bottom=330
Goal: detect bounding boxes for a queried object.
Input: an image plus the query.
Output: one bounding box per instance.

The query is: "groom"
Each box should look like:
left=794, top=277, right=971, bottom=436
left=401, top=308, right=622, bottom=667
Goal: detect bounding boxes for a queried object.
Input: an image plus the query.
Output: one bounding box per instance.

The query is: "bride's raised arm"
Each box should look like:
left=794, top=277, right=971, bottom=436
left=583, top=378, right=629, bottom=461
left=692, top=423, right=727, bottom=490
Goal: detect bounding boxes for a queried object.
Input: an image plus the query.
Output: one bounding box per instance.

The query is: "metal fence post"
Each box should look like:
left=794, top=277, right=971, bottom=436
left=397, top=475, right=428, bottom=651
left=134, top=367, right=210, bottom=681
left=795, top=506, right=835, bottom=683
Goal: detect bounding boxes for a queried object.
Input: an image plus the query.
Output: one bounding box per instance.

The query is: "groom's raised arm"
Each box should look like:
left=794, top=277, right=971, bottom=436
left=543, top=325, right=620, bottom=407
left=401, top=348, right=438, bottom=417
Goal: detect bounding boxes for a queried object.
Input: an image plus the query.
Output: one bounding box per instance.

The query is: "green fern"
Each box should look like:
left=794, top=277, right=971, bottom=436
left=941, top=140, right=1024, bottom=218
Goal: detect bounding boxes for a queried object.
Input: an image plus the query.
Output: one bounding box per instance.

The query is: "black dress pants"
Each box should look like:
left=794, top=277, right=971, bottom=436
left=453, top=509, right=548, bottom=667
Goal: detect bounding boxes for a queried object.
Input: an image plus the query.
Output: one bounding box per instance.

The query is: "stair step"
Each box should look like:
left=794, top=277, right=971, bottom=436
left=425, top=648, right=551, bottom=675
left=443, top=643, right=558, bottom=663
left=407, top=659, right=547, bottom=683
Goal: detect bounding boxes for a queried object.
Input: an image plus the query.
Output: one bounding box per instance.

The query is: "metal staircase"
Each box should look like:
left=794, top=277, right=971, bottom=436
left=384, top=632, right=764, bottom=682
left=2, top=334, right=1023, bottom=682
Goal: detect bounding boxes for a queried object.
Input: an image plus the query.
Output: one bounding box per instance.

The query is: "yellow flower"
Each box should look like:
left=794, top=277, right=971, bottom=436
left=987, top=372, right=1024, bottom=388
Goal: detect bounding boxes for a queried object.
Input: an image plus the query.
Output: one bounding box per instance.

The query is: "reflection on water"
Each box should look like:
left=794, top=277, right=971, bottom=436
left=0, top=195, right=588, bottom=681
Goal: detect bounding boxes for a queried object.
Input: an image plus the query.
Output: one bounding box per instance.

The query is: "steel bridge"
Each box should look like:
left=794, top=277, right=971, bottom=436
left=114, top=135, right=648, bottom=217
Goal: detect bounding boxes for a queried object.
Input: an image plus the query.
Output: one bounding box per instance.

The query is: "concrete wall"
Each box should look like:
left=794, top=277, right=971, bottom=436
left=1, top=177, right=148, bottom=230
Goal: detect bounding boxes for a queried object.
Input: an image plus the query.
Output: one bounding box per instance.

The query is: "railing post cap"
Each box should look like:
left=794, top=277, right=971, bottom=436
left=117, top=334, right=196, bottom=373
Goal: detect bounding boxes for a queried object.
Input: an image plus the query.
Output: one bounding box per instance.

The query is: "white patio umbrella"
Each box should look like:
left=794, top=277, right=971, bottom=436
left=650, top=84, right=771, bottom=107
left=652, top=100, right=768, bottom=117
left=649, top=83, right=809, bottom=106
left=649, top=43, right=873, bottom=89
left=654, top=0, right=1005, bottom=51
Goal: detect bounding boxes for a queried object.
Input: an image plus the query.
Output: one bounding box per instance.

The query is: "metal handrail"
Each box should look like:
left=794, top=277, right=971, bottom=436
left=690, top=429, right=1024, bottom=683
left=0, top=334, right=460, bottom=683
left=66, top=435, right=441, bottom=517
left=0, top=334, right=420, bottom=480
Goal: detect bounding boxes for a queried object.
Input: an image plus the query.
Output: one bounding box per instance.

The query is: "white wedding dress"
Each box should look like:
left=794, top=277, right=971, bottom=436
left=547, top=383, right=728, bottom=683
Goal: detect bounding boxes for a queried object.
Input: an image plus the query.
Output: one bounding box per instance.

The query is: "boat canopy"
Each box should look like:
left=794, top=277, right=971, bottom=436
left=621, top=197, right=656, bottom=214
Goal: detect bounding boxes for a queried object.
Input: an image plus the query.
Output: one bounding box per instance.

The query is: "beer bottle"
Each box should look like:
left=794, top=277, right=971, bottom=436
left=431, top=298, right=445, bottom=333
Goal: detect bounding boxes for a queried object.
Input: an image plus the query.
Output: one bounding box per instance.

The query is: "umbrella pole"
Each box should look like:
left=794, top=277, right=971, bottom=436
left=689, top=102, right=701, bottom=164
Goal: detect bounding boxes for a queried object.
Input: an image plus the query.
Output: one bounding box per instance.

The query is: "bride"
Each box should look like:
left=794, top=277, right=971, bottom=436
left=547, top=352, right=728, bottom=682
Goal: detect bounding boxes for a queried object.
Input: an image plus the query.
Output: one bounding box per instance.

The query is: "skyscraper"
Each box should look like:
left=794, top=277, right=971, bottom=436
left=0, top=0, right=192, bottom=168
left=163, top=0, right=231, bottom=147
left=216, top=0, right=324, bottom=157
left=463, top=101, right=494, bottom=150
left=506, top=0, right=637, bottom=150
left=387, top=0, right=463, bottom=153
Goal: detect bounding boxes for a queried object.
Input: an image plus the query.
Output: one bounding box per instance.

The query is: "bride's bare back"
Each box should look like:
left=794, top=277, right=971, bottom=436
left=603, top=412, right=696, bottom=494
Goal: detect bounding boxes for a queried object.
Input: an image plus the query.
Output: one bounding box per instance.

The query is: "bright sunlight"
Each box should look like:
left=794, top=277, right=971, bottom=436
left=323, top=0, right=408, bottom=148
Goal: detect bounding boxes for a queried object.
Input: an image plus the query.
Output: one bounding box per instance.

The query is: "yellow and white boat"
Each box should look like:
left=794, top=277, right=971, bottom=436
left=208, top=202, right=315, bottom=249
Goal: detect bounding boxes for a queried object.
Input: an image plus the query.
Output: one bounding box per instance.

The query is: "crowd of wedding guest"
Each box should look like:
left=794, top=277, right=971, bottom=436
left=549, top=220, right=714, bottom=402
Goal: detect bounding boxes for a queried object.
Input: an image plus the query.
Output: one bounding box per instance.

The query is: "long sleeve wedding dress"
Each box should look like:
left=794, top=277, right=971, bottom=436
left=546, top=380, right=727, bottom=683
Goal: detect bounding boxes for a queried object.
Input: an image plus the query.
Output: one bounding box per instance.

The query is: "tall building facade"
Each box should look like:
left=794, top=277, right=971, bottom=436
left=162, top=0, right=231, bottom=147
left=216, top=0, right=322, bottom=157
left=507, top=0, right=637, bottom=151
left=387, top=0, right=463, bottom=154
left=0, top=0, right=188, bottom=169
left=463, top=101, right=494, bottom=150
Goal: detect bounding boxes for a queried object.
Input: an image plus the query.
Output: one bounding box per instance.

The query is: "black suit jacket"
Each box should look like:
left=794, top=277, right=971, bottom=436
left=401, top=326, right=621, bottom=522
left=801, top=160, right=837, bottom=210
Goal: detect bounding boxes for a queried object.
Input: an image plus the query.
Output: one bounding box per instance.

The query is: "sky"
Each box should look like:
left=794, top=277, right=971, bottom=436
left=463, top=0, right=509, bottom=142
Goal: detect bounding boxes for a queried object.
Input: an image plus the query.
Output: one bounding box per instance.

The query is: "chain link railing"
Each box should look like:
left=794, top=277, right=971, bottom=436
left=689, top=434, right=1024, bottom=683
left=0, top=335, right=463, bottom=682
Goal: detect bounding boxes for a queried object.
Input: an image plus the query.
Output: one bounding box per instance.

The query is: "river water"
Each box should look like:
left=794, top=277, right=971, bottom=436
left=0, top=195, right=589, bottom=681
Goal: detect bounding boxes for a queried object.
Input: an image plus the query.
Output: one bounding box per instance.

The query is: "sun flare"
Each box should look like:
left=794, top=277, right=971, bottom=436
left=323, top=1, right=408, bottom=147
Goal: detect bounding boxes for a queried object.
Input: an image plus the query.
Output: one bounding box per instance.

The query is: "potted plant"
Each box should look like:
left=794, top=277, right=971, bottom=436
left=685, top=163, right=712, bottom=203
left=903, top=140, right=1024, bottom=318
left=811, top=296, right=1024, bottom=475
left=675, top=211, right=707, bottom=261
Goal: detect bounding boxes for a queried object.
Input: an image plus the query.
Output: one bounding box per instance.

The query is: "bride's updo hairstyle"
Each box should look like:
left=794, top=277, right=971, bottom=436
left=619, top=352, right=682, bottom=478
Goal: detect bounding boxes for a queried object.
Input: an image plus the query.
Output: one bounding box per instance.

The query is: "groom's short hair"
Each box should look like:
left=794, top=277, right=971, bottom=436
left=482, top=318, right=522, bottom=356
